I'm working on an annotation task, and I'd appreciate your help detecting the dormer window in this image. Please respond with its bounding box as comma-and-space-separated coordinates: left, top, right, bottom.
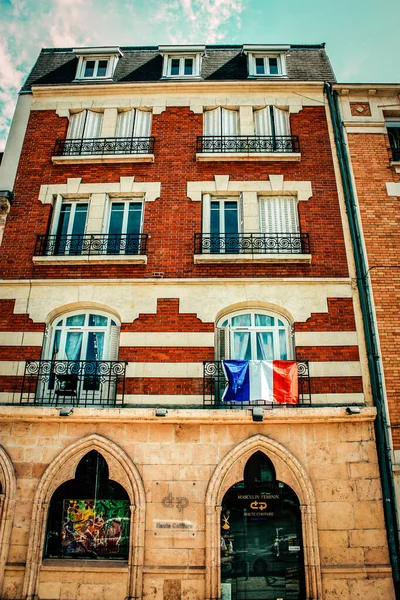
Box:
74, 47, 122, 80
159, 45, 205, 78
243, 44, 288, 78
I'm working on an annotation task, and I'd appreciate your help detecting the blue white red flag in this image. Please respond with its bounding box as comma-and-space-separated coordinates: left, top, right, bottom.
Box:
222, 360, 298, 404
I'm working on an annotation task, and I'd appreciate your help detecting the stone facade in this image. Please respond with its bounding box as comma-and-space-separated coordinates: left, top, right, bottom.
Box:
0, 46, 396, 599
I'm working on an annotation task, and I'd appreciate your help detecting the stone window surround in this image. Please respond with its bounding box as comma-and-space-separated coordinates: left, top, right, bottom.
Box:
35, 177, 161, 265
188, 174, 312, 264
73, 47, 122, 81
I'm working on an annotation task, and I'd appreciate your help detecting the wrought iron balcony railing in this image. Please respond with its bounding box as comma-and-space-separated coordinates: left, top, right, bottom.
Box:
203, 361, 311, 408
196, 135, 300, 154
20, 360, 127, 407
35, 233, 148, 257
54, 137, 155, 156
194, 232, 310, 255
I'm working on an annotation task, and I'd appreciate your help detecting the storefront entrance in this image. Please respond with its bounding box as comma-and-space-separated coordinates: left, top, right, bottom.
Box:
220, 451, 305, 600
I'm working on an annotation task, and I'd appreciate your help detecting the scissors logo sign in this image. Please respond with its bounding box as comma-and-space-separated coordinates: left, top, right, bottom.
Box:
250, 501, 268, 511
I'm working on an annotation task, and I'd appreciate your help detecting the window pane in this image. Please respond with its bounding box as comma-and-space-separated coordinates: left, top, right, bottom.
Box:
171, 58, 180, 75
87, 332, 105, 360
84, 60, 95, 77
278, 319, 284, 326
57, 205, 71, 236
109, 203, 124, 235
221, 320, 228, 327
65, 332, 83, 360
269, 57, 279, 74
256, 332, 274, 360
279, 329, 288, 359
71, 204, 88, 236
255, 314, 274, 326
96, 60, 108, 77
210, 201, 220, 234
184, 58, 193, 75
255, 57, 265, 74
126, 203, 142, 234
66, 314, 85, 326
52, 329, 61, 358
233, 331, 251, 360
88, 314, 108, 327
224, 202, 238, 234
388, 126, 400, 149
232, 314, 251, 327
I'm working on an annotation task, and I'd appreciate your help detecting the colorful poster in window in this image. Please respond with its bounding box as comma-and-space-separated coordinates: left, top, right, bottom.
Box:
61, 499, 129, 557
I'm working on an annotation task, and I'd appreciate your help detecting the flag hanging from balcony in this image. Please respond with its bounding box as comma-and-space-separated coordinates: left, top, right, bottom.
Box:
222, 360, 298, 404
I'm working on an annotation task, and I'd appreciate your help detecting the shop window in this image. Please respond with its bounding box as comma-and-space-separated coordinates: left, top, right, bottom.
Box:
44, 450, 130, 559
221, 451, 305, 600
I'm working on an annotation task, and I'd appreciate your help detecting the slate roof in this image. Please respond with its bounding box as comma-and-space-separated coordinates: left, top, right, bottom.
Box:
22, 44, 335, 91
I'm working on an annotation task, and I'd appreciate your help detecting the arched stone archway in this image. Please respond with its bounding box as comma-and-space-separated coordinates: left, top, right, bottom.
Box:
0, 446, 17, 597
22, 434, 146, 600
205, 434, 322, 600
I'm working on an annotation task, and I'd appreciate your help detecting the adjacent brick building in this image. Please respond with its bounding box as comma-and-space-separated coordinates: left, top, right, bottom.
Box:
0, 44, 395, 600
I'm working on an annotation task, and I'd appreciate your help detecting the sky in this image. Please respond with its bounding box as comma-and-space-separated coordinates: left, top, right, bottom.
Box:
0, 0, 399, 152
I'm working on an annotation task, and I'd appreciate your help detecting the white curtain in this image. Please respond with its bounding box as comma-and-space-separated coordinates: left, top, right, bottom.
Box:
254, 107, 272, 136
204, 108, 220, 135
67, 111, 86, 139
233, 332, 250, 360
84, 111, 102, 138
204, 107, 239, 136
65, 332, 83, 360
273, 107, 290, 136
259, 197, 299, 233
116, 109, 135, 137
134, 110, 152, 137
221, 108, 239, 135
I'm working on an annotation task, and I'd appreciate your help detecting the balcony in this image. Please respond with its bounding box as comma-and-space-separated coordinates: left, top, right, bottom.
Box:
52, 137, 155, 164
20, 360, 127, 407
33, 233, 148, 265
203, 361, 311, 408
194, 233, 311, 264
196, 135, 301, 162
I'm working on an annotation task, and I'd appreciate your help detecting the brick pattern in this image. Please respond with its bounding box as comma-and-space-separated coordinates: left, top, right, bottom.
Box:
347, 132, 400, 446
0, 107, 349, 280
123, 299, 214, 332
350, 102, 371, 117
294, 299, 356, 331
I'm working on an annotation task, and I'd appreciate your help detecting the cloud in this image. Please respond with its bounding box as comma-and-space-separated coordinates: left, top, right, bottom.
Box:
0, 0, 247, 151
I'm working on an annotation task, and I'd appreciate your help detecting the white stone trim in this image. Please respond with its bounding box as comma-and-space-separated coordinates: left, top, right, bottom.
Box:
33, 255, 148, 265
0, 332, 43, 346
386, 182, 400, 197
194, 253, 311, 264
187, 174, 312, 202
51, 154, 154, 164
123, 394, 203, 406
38, 177, 161, 204
311, 393, 364, 405
0, 95, 32, 191
196, 152, 301, 162
309, 361, 361, 377
296, 331, 359, 346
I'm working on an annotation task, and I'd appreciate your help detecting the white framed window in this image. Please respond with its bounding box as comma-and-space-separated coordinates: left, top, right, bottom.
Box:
204, 107, 239, 136
50, 196, 89, 255
116, 109, 152, 138
386, 119, 400, 157
105, 199, 144, 254
74, 47, 122, 80
259, 196, 299, 234
254, 106, 290, 137
216, 309, 293, 361
160, 46, 204, 78
47, 311, 120, 363
247, 53, 286, 77
67, 110, 103, 140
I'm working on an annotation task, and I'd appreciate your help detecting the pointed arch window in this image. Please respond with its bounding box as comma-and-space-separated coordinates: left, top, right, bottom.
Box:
45, 450, 130, 559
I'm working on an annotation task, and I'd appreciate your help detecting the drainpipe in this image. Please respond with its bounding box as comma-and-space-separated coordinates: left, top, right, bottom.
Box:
325, 82, 400, 597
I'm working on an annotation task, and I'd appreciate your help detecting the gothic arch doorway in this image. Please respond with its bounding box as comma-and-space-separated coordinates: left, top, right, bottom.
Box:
220, 451, 305, 600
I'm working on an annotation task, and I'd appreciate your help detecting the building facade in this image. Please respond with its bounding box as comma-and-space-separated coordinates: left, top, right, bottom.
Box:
0, 45, 395, 600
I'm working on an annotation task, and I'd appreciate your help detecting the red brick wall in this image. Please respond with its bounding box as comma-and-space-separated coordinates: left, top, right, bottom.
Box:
347, 132, 400, 445
1, 106, 348, 280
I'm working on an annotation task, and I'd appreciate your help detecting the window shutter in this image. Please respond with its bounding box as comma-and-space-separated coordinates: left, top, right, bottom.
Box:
50, 194, 63, 236
134, 110, 152, 137
67, 111, 86, 139
273, 107, 290, 136
216, 327, 231, 360
259, 197, 299, 233
254, 107, 272, 136
116, 109, 135, 137
204, 108, 220, 135
108, 325, 121, 361
83, 111, 103, 138
238, 192, 244, 233
222, 108, 239, 135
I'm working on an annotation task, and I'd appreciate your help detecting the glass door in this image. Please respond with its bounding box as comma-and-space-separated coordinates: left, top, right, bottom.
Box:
210, 199, 239, 253
108, 202, 143, 254
55, 202, 88, 255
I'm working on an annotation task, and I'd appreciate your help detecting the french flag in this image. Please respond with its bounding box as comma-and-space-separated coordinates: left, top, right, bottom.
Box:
222, 360, 298, 404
